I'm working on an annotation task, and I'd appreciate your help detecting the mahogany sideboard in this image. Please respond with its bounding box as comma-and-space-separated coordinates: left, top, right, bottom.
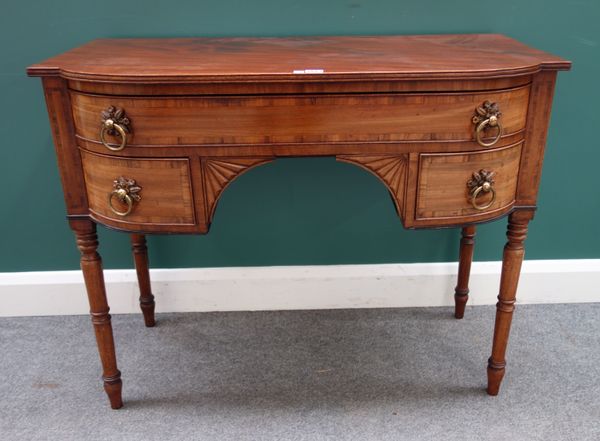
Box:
27, 34, 570, 409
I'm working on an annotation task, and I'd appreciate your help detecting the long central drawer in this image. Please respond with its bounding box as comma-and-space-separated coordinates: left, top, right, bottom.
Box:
70, 86, 529, 147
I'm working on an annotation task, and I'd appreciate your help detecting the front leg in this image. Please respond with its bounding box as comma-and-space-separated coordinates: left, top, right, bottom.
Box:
487, 210, 533, 395
71, 219, 123, 409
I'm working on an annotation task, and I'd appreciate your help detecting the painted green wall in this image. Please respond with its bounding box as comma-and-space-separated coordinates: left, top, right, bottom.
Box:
0, 0, 597, 271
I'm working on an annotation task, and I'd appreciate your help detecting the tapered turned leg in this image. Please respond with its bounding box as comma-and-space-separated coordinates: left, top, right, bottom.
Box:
454, 225, 476, 319
487, 210, 533, 396
72, 220, 123, 409
131, 234, 156, 327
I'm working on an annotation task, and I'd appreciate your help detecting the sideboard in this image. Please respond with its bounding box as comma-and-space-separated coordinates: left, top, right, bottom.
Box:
27, 34, 570, 408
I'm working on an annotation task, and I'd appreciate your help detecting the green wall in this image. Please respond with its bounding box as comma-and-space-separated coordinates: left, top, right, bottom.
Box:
1, 0, 597, 271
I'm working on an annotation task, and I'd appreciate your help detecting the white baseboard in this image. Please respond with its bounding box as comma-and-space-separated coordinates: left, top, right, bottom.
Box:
0, 260, 598, 317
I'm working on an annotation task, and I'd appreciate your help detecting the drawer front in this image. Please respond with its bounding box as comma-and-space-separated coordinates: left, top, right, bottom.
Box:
415, 143, 522, 221
71, 86, 529, 147
81, 151, 195, 226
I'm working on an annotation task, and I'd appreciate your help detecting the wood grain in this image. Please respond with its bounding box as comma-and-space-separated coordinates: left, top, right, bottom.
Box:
71, 87, 530, 147
41, 77, 88, 214
415, 143, 522, 221
76, 132, 527, 157
27, 35, 570, 82
81, 151, 195, 226
67, 76, 532, 96
516, 71, 559, 206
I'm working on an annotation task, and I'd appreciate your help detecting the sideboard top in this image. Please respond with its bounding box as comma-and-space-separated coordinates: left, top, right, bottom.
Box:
27, 34, 570, 83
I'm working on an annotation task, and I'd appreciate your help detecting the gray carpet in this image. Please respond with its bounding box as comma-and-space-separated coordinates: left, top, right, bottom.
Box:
1, 304, 599, 441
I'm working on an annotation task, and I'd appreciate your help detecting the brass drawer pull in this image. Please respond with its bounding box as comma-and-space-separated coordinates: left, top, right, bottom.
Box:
467, 169, 496, 210
100, 106, 131, 151
108, 176, 141, 217
473, 101, 502, 148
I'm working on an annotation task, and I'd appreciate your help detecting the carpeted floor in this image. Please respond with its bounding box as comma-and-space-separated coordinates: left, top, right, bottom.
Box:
1, 304, 599, 441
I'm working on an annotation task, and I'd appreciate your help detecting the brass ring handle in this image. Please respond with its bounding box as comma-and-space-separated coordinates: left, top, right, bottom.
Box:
467, 169, 496, 211
475, 117, 503, 148
471, 182, 496, 210
472, 101, 502, 148
100, 119, 127, 151
100, 106, 131, 152
108, 189, 133, 216
108, 177, 142, 217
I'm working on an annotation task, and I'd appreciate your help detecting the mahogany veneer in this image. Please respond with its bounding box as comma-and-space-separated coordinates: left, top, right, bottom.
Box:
28, 34, 570, 409
69, 87, 530, 146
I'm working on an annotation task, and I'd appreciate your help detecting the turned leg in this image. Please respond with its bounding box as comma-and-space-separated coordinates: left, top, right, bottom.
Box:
131, 234, 156, 327
72, 220, 123, 409
487, 210, 533, 396
454, 225, 476, 319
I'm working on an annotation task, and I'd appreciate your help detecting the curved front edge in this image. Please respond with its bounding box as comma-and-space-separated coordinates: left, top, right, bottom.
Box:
404, 142, 523, 228
80, 150, 201, 233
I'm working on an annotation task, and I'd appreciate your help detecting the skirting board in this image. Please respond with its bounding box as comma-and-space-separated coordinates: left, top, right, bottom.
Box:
1, 260, 599, 317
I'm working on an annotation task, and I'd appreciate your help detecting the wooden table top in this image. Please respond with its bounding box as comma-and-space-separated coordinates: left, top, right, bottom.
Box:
27, 34, 570, 82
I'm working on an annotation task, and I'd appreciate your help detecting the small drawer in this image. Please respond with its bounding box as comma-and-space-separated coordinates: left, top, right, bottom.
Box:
415, 143, 522, 222
81, 150, 195, 227
70, 86, 529, 148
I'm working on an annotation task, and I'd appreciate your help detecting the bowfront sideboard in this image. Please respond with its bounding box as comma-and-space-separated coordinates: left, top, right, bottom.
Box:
28, 34, 570, 409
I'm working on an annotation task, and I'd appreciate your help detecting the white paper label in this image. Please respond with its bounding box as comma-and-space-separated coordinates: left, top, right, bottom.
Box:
292, 69, 325, 74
